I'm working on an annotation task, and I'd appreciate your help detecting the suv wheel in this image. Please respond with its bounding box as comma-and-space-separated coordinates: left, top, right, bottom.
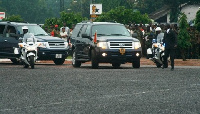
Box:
72, 50, 81, 67
10, 58, 20, 64
132, 59, 140, 68
112, 63, 121, 68
53, 58, 65, 65
91, 49, 99, 69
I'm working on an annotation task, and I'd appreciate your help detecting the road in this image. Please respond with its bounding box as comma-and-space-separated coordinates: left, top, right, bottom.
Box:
0, 61, 200, 114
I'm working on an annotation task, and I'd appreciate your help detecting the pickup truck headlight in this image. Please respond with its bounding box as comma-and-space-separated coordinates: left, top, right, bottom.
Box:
37, 42, 48, 48
134, 42, 141, 49
97, 42, 108, 49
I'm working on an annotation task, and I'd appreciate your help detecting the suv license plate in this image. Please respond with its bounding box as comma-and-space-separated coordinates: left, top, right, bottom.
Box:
55, 54, 62, 58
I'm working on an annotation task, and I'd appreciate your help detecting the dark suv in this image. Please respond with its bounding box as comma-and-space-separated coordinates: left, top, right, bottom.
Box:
0, 21, 68, 65
71, 22, 142, 68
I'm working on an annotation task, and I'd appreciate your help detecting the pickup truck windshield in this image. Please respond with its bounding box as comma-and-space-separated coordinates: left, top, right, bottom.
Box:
92, 24, 131, 37
17, 25, 48, 36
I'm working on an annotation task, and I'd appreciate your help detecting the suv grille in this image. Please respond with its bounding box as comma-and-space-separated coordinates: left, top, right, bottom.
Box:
48, 42, 65, 48
109, 42, 133, 49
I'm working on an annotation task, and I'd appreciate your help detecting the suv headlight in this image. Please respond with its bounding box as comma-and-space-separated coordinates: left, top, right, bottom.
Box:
38, 42, 48, 48
97, 42, 108, 49
134, 42, 141, 49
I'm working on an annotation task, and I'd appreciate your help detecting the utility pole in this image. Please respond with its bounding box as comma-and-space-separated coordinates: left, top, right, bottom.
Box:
60, 0, 64, 12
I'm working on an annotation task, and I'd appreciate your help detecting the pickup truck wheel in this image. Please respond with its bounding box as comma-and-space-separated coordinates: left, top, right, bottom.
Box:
53, 58, 65, 65
132, 59, 140, 68
72, 50, 81, 67
112, 63, 121, 68
91, 50, 99, 69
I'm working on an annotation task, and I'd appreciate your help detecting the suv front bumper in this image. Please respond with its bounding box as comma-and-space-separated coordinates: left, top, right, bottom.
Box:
96, 48, 142, 63
37, 48, 68, 60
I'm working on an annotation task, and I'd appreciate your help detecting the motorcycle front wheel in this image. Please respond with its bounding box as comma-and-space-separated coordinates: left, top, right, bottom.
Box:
29, 55, 35, 69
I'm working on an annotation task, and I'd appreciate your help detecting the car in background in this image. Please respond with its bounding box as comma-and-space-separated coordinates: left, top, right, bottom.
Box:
0, 21, 68, 65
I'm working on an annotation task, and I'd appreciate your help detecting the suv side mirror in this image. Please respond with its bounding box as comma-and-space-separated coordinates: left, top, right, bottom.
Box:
10, 33, 19, 39
82, 33, 92, 40
82, 33, 90, 38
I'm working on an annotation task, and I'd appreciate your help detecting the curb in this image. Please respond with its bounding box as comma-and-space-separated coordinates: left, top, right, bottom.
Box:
0, 59, 10, 62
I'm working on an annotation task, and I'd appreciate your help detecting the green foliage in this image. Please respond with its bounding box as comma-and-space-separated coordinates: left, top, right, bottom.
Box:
2, 15, 24, 22
195, 10, 200, 32
0, 0, 53, 23
59, 11, 84, 28
43, 12, 86, 30
134, 0, 165, 14
95, 6, 151, 24
178, 13, 191, 49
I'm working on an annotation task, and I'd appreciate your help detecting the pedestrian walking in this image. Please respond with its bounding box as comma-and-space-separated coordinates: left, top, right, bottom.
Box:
162, 24, 178, 71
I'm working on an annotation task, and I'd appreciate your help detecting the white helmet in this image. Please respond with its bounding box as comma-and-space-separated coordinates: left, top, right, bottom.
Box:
155, 27, 162, 31
22, 26, 28, 30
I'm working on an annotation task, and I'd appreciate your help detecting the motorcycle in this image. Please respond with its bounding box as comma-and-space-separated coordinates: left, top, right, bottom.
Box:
18, 33, 38, 69
147, 33, 168, 68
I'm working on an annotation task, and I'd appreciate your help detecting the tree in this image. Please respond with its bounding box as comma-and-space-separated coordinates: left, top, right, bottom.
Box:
195, 9, 200, 32
95, 6, 151, 24
0, 0, 53, 23
43, 12, 86, 30
2, 15, 24, 22
178, 13, 191, 61
163, 0, 200, 22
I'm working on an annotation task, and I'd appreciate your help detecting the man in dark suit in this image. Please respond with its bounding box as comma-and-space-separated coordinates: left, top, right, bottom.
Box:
163, 24, 177, 71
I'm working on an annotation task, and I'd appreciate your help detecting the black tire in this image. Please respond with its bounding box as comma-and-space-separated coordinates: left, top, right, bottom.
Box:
29, 55, 35, 69
165, 62, 168, 68
112, 63, 121, 68
53, 58, 65, 65
132, 59, 140, 68
72, 50, 81, 67
10, 58, 20, 64
91, 49, 99, 69
156, 63, 162, 68
23, 64, 29, 68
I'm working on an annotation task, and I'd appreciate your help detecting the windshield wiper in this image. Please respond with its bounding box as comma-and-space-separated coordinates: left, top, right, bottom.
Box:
96, 34, 107, 36
35, 34, 47, 36
110, 34, 126, 36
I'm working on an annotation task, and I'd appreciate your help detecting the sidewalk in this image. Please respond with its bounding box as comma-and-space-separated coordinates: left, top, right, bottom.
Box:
141, 58, 200, 66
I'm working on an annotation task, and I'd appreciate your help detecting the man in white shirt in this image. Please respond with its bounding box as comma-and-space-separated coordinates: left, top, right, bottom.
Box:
60, 27, 68, 40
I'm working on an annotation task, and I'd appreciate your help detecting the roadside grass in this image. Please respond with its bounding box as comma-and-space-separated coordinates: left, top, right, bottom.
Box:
67, 56, 72, 59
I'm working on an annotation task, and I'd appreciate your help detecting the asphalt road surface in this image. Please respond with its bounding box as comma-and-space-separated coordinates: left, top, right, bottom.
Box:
0, 62, 200, 114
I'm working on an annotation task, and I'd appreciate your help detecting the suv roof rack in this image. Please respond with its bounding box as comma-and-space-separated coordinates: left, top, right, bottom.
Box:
7, 21, 29, 24
81, 20, 93, 23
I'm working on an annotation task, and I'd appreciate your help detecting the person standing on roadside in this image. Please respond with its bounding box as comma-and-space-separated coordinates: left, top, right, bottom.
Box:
61, 22, 70, 35
60, 27, 68, 40
162, 24, 178, 71
52, 25, 60, 37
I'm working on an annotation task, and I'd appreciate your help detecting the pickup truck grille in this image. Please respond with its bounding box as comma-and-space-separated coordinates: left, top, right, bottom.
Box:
109, 41, 133, 49
48, 41, 65, 49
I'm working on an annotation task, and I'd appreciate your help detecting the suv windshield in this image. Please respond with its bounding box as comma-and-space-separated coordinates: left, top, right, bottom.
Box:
91, 24, 131, 37
17, 25, 48, 36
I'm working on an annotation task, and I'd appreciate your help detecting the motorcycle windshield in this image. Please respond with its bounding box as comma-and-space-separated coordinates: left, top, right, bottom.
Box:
23, 33, 37, 43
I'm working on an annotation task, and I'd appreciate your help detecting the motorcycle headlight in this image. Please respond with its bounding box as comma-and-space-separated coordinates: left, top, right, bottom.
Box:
18, 43, 25, 47
38, 42, 48, 48
153, 43, 158, 48
97, 42, 108, 49
27, 46, 36, 50
134, 42, 141, 49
